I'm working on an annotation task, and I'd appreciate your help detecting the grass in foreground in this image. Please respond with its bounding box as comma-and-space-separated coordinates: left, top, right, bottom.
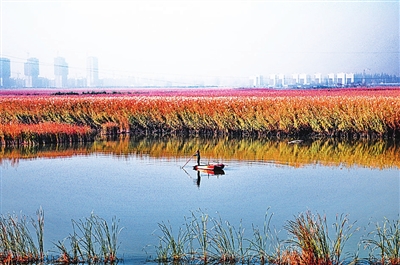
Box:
0, 208, 44, 264
53, 213, 122, 264
151, 210, 399, 265
364, 218, 400, 265
1, 208, 399, 264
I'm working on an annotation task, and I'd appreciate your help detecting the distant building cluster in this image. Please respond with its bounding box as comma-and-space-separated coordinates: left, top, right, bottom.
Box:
0, 56, 101, 88
249, 72, 399, 88
0, 55, 399, 89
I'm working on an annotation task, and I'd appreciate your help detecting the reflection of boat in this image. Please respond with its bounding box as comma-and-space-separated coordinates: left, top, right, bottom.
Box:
193, 163, 225, 171
197, 168, 225, 175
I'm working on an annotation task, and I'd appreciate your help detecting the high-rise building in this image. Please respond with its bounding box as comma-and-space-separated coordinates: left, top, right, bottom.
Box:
328, 73, 336, 86
0, 57, 11, 87
249, 75, 264, 87
24, 58, 40, 87
314, 73, 323, 84
87, 56, 99, 87
54, 57, 69, 88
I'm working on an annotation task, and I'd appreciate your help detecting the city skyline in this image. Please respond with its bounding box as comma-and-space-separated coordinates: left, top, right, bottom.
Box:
1, 1, 399, 81
1, 54, 399, 88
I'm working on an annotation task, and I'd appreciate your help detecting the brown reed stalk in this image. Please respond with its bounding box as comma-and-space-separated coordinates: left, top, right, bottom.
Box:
284, 211, 356, 265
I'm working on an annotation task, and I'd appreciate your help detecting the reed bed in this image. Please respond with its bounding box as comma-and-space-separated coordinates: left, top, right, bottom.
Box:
364, 218, 400, 265
0, 122, 94, 146
1, 208, 398, 264
0, 88, 399, 145
53, 213, 122, 264
283, 212, 357, 265
0, 208, 44, 264
150, 211, 400, 265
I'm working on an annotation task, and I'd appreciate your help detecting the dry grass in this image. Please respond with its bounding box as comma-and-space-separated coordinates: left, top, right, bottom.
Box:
0, 88, 399, 145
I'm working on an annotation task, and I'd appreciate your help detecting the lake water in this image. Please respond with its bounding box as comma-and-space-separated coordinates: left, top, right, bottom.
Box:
0, 136, 399, 264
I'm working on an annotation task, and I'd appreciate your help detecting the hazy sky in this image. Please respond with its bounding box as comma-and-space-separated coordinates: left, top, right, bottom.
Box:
1, 0, 399, 80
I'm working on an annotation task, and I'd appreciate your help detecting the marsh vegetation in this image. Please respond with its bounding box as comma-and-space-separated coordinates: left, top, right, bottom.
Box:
1, 209, 398, 264
0, 88, 399, 146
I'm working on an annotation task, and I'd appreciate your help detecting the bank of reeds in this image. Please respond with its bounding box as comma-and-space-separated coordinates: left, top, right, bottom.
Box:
53, 213, 122, 264
0, 208, 44, 264
151, 209, 352, 265
283, 211, 357, 265
1, 209, 399, 264
0, 122, 94, 146
0, 88, 399, 145
364, 218, 400, 265
151, 211, 400, 265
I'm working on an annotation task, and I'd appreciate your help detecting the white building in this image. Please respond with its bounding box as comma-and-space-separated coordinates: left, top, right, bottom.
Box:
292, 73, 300, 84
328, 73, 336, 85
250, 75, 264, 87
54, 57, 68, 88
345, 73, 354, 84
337, 73, 355, 85
87, 56, 99, 87
268, 74, 285, 87
314, 73, 323, 84
299, 73, 311, 85
292, 73, 310, 85
24, 58, 39, 88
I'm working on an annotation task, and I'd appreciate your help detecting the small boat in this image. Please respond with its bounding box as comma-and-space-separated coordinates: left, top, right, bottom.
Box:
193, 163, 225, 171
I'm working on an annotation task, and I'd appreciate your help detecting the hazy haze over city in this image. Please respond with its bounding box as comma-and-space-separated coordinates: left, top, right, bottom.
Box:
1, 0, 399, 81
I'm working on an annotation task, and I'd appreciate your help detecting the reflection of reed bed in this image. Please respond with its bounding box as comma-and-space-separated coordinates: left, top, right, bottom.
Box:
0, 137, 399, 169
149, 210, 400, 265
0, 88, 399, 145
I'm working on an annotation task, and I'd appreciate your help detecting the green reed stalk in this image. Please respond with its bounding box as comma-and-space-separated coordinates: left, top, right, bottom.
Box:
31, 207, 44, 261
188, 211, 211, 262
155, 221, 188, 262
248, 211, 277, 264
210, 216, 248, 263
92, 215, 122, 262
54, 213, 122, 264
69, 233, 83, 263
331, 214, 358, 264
364, 217, 400, 265
72, 215, 98, 262
0, 213, 40, 263
54, 239, 72, 263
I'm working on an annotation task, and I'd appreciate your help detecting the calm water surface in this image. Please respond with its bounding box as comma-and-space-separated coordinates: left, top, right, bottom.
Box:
0, 137, 399, 263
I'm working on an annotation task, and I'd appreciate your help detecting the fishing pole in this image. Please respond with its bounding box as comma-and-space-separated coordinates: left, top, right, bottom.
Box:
181, 156, 192, 168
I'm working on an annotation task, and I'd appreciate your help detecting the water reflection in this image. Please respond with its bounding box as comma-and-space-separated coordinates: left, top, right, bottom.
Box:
181, 167, 225, 187
0, 136, 399, 169
0, 136, 398, 263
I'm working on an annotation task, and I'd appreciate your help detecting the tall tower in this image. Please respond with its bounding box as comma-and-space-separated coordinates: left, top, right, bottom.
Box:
0, 58, 11, 87
54, 57, 69, 88
87, 56, 99, 87
24, 57, 39, 88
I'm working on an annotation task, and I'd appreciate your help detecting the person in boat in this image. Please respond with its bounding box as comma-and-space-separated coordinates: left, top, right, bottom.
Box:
194, 150, 200, 165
